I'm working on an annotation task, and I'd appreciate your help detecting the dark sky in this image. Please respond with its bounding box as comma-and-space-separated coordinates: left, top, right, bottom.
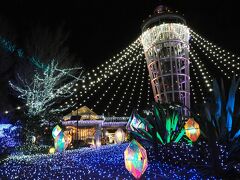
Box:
0, 0, 240, 69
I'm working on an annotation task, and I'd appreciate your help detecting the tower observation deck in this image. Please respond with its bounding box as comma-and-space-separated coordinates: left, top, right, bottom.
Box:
141, 5, 190, 111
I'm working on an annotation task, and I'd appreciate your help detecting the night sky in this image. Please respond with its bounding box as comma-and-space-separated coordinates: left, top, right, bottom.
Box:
0, 0, 240, 115
1, 0, 240, 68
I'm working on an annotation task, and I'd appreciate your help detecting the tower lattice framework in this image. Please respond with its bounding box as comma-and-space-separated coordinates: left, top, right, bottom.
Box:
141, 6, 190, 110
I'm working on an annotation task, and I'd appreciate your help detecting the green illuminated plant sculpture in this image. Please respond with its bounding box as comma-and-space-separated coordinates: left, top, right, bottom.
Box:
128, 103, 190, 146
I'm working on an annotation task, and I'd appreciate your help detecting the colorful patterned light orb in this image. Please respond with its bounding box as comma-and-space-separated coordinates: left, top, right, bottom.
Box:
49, 147, 55, 154
184, 118, 200, 142
54, 131, 66, 152
124, 139, 148, 179
52, 125, 62, 139
114, 128, 125, 144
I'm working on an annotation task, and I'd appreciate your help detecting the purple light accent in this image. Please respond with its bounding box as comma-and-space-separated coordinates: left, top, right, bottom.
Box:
62, 120, 127, 127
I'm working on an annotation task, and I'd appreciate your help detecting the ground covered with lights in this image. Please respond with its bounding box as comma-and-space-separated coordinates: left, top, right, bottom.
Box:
0, 143, 218, 179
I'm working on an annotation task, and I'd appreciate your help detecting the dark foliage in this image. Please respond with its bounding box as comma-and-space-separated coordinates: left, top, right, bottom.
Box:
199, 78, 240, 177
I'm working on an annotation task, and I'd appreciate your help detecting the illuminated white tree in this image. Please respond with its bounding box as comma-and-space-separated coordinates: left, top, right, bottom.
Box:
9, 60, 84, 120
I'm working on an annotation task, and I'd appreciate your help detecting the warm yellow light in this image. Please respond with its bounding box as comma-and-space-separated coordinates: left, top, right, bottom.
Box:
49, 147, 55, 154
105, 131, 109, 136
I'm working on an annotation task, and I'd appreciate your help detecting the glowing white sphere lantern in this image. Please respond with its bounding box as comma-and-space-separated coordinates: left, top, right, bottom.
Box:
114, 128, 125, 144
31, 136, 36, 143
49, 147, 55, 154
95, 140, 101, 148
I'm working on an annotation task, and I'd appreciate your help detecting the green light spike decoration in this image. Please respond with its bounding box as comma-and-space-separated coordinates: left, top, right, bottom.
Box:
131, 122, 153, 143
156, 132, 164, 145
128, 102, 190, 146
130, 130, 153, 144
166, 112, 181, 143
153, 104, 166, 142
172, 112, 179, 132
174, 129, 185, 143
183, 137, 193, 145
166, 117, 171, 143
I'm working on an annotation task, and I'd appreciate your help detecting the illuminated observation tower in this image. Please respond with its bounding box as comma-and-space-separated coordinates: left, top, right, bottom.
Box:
141, 6, 190, 111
